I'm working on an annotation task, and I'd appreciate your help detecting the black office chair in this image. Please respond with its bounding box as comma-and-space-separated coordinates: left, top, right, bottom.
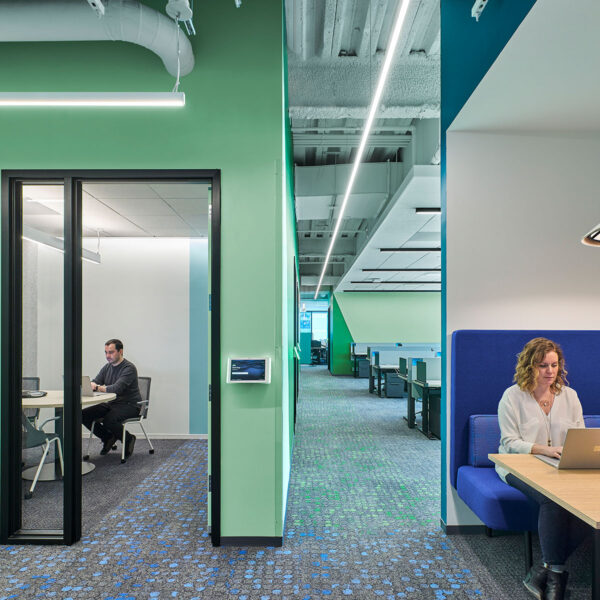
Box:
22, 376, 41, 426
120, 376, 154, 464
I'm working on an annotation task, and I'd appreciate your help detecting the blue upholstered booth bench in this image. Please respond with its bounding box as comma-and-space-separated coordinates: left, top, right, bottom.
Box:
458, 415, 600, 528
451, 330, 600, 569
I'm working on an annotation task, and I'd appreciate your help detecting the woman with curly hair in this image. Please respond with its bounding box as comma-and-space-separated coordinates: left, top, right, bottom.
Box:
497, 337, 588, 600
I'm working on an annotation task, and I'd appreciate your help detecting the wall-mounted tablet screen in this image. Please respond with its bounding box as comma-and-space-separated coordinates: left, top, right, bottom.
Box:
227, 358, 271, 383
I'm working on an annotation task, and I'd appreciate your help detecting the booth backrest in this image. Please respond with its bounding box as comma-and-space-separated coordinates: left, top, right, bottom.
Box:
467, 413, 600, 470
451, 330, 600, 487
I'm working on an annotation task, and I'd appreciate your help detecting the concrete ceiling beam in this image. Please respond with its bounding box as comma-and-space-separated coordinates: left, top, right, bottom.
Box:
287, 55, 439, 117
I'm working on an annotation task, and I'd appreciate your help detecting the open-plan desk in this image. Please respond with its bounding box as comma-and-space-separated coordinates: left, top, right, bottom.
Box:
352, 352, 367, 378
371, 364, 399, 396
22, 391, 116, 479
408, 378, 441, 439
490, 453, 600, 600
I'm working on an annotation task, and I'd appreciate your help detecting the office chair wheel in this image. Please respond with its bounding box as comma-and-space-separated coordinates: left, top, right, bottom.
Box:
24, 491, 33, 500
149, 449, 154, 454
83, 454, 90, 461
121, 458, 126, 464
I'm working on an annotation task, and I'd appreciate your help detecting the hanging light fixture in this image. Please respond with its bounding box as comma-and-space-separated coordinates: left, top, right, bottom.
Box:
23, 225, 101, 264
0, 92, 185, 107
582, 223, 600, 247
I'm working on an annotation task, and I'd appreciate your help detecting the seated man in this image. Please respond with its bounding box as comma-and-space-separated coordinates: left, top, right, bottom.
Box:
82, 338, 142, 458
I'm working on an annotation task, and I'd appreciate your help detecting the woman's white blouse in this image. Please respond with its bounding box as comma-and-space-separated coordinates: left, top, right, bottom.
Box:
496, 384, 584, 482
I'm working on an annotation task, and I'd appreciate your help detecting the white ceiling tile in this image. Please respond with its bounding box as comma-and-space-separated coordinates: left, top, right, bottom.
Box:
336, 166, 441, 291
332, 193, 387, 219
23, 214, 63, 237
150, 183, 210, 199
146, 228, 200, 237
420, 215, 441, 233
296, 196, 332, 220
84, 183, 160, 199
23, 200, 61, 216
98, 196, 176, 216
406, 231, 440, 244
22, 185, 63, 201
165, 197, 210, 215
133, 215, 189, 229
183, 215, 209, 230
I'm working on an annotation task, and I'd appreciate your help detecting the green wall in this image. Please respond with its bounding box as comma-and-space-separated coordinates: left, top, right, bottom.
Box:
331, 292, 441, 373
330, 295, 354, 375
0, 0, 293, 540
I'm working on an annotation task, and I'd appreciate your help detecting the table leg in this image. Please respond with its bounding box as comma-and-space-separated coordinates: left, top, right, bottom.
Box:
369, 368, 374, 393
353, 356, 357, 378
378, 370, 383, 397
421, 388, 430, 436
593, 528, 600, 600
406, 385, 415, 428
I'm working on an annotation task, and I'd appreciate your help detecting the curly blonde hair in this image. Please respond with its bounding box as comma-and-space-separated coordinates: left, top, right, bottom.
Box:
513, 337, 568, 394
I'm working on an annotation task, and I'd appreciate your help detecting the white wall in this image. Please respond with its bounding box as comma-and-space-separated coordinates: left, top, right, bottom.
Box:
445, 131, 600, 525
36, 238, 193, 436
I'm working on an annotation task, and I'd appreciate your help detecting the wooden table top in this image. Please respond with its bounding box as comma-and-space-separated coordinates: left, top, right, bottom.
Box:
490, 453, 600, 529
22, 390, 116, 409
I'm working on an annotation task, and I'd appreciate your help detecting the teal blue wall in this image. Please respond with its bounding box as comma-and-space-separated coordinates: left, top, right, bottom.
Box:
440, 0, 537, 523
189, 239, 209, 434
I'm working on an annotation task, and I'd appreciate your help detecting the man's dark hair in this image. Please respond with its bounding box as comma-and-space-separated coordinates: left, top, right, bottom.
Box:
105, 338, 123, 351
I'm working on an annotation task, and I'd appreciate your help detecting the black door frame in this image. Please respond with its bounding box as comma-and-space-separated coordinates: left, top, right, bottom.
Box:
1, 169, 222, 546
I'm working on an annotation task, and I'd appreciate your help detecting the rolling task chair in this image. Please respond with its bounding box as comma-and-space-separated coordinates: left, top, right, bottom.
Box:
120, 376, 154, 464
22, 412, 63, 499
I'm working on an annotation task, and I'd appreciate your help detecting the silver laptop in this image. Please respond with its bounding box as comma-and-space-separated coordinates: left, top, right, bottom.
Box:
81, 375, 103, 397
536, 428, 600, 469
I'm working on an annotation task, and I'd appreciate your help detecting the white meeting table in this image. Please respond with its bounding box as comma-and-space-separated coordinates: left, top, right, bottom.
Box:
22, 390, 116, 480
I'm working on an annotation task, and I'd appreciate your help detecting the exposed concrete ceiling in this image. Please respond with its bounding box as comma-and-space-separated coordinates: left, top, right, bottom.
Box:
286, 0, 441, 293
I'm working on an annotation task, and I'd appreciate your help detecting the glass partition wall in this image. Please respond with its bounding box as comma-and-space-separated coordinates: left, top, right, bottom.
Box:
21, 184, 66, 532
1, 176, 81, 543
2, 169, 221, 546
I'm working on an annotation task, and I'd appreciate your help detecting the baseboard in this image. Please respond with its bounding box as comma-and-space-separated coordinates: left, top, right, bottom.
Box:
441, 519, 486, 535
220, 536, 283, 547
146, 434, 208, 439
80, 432, 207, 440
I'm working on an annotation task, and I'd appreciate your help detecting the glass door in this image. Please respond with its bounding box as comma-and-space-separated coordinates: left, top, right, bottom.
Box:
21, 183, 66, 533
1, 175, 81, 543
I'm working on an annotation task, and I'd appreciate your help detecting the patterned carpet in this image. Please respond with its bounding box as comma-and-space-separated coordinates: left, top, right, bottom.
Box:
0, 366, 589, 599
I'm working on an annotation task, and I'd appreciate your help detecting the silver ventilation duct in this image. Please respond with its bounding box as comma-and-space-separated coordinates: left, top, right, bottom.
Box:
0, 0, 194, 78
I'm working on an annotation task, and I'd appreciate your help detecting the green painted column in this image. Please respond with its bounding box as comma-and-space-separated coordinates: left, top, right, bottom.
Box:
330, 295, 353, 375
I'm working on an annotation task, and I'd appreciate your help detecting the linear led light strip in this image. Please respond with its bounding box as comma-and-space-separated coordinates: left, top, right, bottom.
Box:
0, 92, 185, 107
314, 0, 411, 299
23, 225, 101, 264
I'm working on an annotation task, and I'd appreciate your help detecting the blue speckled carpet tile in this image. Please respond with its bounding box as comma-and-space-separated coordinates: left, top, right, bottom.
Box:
1, 366, 526, 599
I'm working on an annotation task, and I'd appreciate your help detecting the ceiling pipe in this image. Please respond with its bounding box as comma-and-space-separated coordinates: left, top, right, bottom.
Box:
0, 0, 194, 78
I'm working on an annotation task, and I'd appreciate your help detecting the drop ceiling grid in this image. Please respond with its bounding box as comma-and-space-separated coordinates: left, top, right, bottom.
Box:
336, 167, 441, 291
22, 182, 210, 239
